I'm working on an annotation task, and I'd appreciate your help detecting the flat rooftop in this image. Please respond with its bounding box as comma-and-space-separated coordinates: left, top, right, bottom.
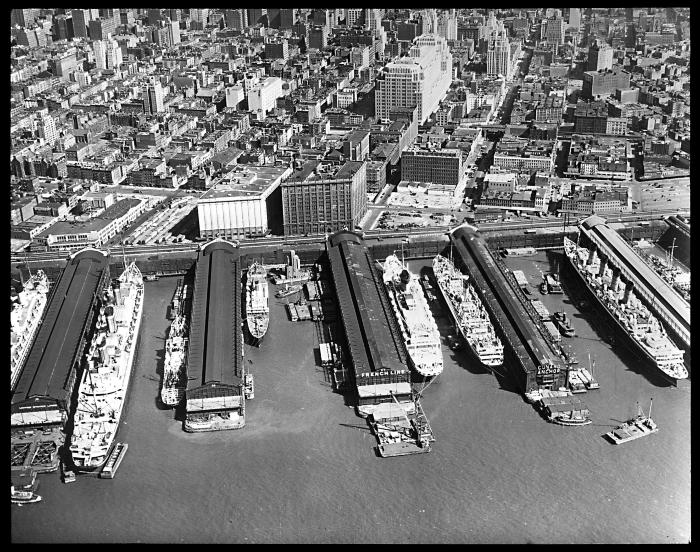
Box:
37, 198, 142, 237
199, 166, 290, 201
186, 240, 243, 394
12, 248, 109, 411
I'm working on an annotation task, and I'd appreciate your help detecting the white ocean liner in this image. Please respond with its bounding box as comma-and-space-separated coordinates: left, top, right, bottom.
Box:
563, 236, 687, 381
383, 255, 443, 377
10, 270, 49, 390
245, 262, 269, 342
432, 255, 504, 367
69, 262, 144, 470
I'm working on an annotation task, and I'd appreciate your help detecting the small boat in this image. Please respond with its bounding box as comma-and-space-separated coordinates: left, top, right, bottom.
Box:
243, 373, 255, 400
12, 493, 42, 504
605, 400, 658, 444
552, 311, 575, 337
100, 442, 128, 479
62, 466, 76, 484
275, 284, 302, 298
583, 353, 600, 390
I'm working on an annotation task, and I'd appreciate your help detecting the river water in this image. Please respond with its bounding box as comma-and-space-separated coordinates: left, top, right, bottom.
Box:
11, 252, 690, 543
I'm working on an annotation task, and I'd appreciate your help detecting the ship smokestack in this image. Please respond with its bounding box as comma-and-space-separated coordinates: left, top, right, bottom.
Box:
597, 255, 607, 277
611, 266, 620, 290
98, 345, 107, 365
105, 305, 116, 333
112, 279, 122, 306
399, 269, 411, 290
586, 244, 597, 267
622, 281, 634, 304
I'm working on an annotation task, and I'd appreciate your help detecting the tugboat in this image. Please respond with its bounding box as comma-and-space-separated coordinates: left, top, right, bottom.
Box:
605, 400, 658, 444
552, 311, 575, 337
11, 469, 41, 504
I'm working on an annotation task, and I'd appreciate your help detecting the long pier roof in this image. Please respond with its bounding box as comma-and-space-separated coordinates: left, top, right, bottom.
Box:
580, 215, 690, 329
327, 231, 407, 376
186, 240, 243, 390
12, 248, 109, 407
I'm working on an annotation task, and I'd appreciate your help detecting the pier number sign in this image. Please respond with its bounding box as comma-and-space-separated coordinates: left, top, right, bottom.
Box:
537, 364, 559, 376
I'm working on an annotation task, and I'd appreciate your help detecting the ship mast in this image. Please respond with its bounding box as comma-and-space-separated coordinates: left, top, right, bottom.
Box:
668, 237, 676, 269
648, 397, 653, 419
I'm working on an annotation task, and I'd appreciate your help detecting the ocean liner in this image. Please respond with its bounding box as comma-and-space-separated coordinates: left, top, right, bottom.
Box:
160, 282, 189, 406
432, 254, 504, 367
563, 236, 687, 381
69, 262, 144, 471
245, 262, 269, 344
382, 255, 442, 377
10, 270, 49, 390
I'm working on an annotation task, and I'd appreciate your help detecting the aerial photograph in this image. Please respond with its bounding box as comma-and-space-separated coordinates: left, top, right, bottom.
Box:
10, 7, 690, 544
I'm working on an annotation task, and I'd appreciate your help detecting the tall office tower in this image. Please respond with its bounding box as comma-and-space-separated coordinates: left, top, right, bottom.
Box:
93, 37, 122, 70
375, 33, 453, 124
267, 8, 281, 28
71, 9, 91, 38
89, 16, 118, 41
169, 9, 181, 21
142, 78, 165, 114
247, 8, 265, 26
346, 9, 363, 27
545, 16, 566, 45
190, 8, 210, 26
487, 25, 511, 77
421, 9, 438, 35
437, 9, 457, 41
169, 19, 181, 45
36, 114, 58, 146
625, 23, 637, 48
11, 9, 40, 28
279, 8, 296, 29
225, 9, 248, 31
588, 41, 614, 71
364, 9, 382, 32
52, 15, 74, 41
147, 9, 162, 26
307, 25, 329, 50
568, 8, 581, 30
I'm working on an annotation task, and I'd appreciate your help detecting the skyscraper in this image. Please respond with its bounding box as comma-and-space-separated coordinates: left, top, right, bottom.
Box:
588, 41, 614, 71
487, 25, 511, 77
375, 33, 452, 124
71, 9, 91, 38
93, 37, 122, 70
545, 16, 566, 45
143, 78, 165, 114
437, 9, 457, 41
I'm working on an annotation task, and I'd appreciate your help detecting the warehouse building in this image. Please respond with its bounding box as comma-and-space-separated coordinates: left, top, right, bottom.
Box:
197, 165, 291, 239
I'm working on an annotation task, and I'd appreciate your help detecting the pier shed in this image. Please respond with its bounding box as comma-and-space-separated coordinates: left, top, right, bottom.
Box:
327, 231, 412, 412
578, 215, 689, 350
450, 224, 565, 393
12, 248, 110, 428
184, 239, 245, 432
